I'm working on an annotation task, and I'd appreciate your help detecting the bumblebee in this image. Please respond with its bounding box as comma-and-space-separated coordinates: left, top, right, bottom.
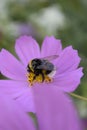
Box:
27, 55, 58, 86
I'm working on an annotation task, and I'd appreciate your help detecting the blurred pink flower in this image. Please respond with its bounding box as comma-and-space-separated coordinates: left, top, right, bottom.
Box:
18, 23, 39, 38
32, 85, 82, 130
0, 94, 35, 130
82, 118, 87, 129
0, 90, 82, 130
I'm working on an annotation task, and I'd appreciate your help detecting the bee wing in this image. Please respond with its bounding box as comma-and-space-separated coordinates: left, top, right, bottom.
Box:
37, 64, 50, 70
41, 55, 59, 61
37, 65, 57, 71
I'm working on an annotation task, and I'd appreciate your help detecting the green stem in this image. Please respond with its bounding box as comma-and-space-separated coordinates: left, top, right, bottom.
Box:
70, 93, 87, 101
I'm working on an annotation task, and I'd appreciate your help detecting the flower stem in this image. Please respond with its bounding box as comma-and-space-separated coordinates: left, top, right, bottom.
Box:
70, 93, 87, 101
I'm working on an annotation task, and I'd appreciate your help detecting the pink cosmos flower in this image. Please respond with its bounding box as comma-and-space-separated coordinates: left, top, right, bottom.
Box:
0, 35, 83, 111
0, 36, 83, 129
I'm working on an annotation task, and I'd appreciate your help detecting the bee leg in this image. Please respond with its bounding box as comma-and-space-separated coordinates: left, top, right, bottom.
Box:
33, 75, 36, 81
41, 72, 44, 82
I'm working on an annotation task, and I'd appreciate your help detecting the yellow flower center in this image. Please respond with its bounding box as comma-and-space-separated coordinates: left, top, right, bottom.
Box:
27, 71, 53, 86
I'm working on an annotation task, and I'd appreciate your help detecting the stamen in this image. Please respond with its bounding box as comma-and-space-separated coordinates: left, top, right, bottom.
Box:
44, 75, 53, 82
27, 72, 53, 86
27, 72, 35, 86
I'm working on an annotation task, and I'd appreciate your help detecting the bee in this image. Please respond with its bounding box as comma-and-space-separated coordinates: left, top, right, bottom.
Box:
27, 55, 58, 85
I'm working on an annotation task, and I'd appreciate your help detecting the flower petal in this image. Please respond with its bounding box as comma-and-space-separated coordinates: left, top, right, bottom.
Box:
0, 49, 26, 80
0, 94, 35, 130
41, 36, 62, 57
0, 80, 35, 112
15, 35, 40, 66
56, 46, 81, 74
54, 67, 83, 92
16, 89, 35, 112
32, 85, 81, 130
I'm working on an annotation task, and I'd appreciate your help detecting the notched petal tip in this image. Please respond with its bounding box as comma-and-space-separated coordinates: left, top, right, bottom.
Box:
69, 67, 84, 92
66, 45, 81, 61
56, 45, 81, 74
44, 35, 62, 45
54, 67, 84, 92
41, 35, 62, 57
16, 35, 33, 42
45, 35, 61, 40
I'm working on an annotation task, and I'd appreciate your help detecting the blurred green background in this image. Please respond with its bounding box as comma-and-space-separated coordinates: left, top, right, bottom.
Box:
0, 0, 87, 126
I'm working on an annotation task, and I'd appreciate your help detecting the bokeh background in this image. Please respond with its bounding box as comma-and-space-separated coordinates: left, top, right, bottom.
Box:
0, 0, 87, 128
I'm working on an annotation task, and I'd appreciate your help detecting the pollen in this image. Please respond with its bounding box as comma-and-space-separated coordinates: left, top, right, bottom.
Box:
27, 72, 53, 86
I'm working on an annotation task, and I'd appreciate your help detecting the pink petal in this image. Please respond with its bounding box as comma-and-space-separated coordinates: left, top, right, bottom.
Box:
56, 46, 81, 74
54, 67, 83, 92
15, 35, 40, 66
16, 89, 35, 112
0, 49, 26, 80
0, 80, 35, 112
41, 36, 62, 58
32, 85, 81, 130
0, 94, 35, 130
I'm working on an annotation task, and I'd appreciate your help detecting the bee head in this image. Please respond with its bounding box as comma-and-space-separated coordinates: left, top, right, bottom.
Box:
31, 58, 42, 69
